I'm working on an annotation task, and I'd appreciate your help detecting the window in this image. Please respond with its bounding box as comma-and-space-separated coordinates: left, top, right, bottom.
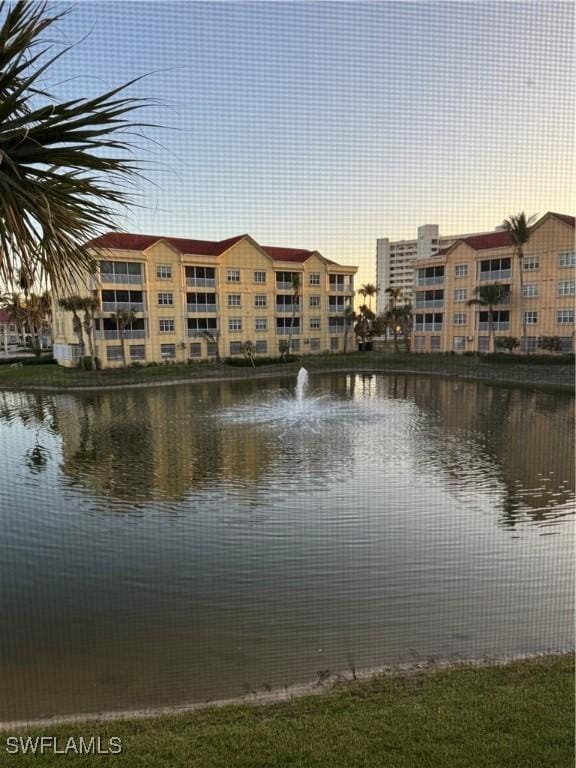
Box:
310, 338, 321, 350
255, 318, 267, 331
189, 343, 202, 357
559, 251, 576, 267
254, 295, 267, 307
309, 318, 321, 330
557, 310, 574, 324
430, 336, 441, 350
478, 336, 489, 353
309, 273, 320, 285
291, 339, 300, 352
228, 294, 241, 307
229, 342, 242, 355
453, 313, 467, 326
187, 317, 218, 333
455, 264, 468, 277
254, 271, 267, 283
559, 337, 573, 352
414, 336, 425, 351
523, 256, 539, 271
454, 289, 467, 302
106, 346, 123, 361
523, 284, 539, 297
160, 344, 176, 359
156, 265, 172, 279
524, 311, 538, 325
558, 280, 575, 296
206, 342, 217, 358
129, 345, 145, 360
453, 336, 465, 351
521, 337, 537, 353
159, 319, 175, 333
158, 292, 173, 305
330, 337, 339, 351
228, 318, 242, 332
309, 295, 321, 307
255, 340, 267, 353
227, 269, 240, 283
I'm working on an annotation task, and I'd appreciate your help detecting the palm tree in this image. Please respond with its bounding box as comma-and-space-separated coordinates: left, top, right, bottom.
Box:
199, 330, 221, 363
468, 284, 508, 354
287, 273, 301, 353
58, 296, 86, 360
385, 286, 403, 310
78, 296, 101, 369
1, 292, 26, 346
241, 340, 256, 367
343, 304, 356, 353
384, 287, 405, 352
0, 2, 155, 290
502, 212, 538, 354
110, 308, 136, 367
360, 283, 379, 311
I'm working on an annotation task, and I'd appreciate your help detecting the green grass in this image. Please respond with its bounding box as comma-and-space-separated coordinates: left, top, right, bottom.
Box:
0, 351, 573, 391
3, 656, 573, 767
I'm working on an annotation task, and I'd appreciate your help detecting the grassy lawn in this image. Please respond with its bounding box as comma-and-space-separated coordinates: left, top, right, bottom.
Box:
0, 351, 573, 390
3, 656, 573, 767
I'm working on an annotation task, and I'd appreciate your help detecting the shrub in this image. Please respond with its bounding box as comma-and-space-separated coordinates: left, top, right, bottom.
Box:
495, 336, 520, 353
224, 355, 297, 367
537, 336, 563, 353
0, 355, 55, 366
482, 352, 574, 365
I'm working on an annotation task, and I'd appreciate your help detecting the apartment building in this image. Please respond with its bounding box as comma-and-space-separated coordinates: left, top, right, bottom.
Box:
410, 212, 575, 353
376, 223, 490, 313
52, 232, 357, 367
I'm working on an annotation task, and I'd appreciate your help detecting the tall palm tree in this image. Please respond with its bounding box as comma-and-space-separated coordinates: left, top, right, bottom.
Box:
385, 287, 405, 352
343, 304, 357, 353
58, 296, 86, 359
78, 296, 101, 369
468, 284, 508, 354
0, 2, 155, 290
502, 212, 537, 354
200, 330, 221, 363
385, 286, 403, 310
360, 283, 379, 311
1, 291, 26, 346
110, 308, 136, 368
287, 273, 301, 353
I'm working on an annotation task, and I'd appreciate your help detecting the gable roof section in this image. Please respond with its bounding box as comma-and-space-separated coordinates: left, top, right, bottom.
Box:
89, 232, 342, 265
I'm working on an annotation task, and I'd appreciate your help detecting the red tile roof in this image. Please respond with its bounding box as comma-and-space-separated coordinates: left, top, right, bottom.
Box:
88, 231, 335, 264
549, 212, 575, 227
459, 230, 514, 251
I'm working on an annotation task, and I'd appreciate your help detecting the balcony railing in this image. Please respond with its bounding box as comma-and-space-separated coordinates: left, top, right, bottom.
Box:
276, 281, 294, 290
478, 321, 510, 331
100, 273, 144, 285
416, 276, 444, 286
187, 328, 217, 337
479, 269, 511, 281
276, 305, 301, 314
328, 324, 345, 334
414, 300, 443, 309
329, 284, 354, 293
101, 301, 145, 312
328, 305, 351, 313
187, 304, 217, 313
95, 329, 146, 340
276, 327, 300, 335
414, 323, 443, 331
186, 277, 216, 288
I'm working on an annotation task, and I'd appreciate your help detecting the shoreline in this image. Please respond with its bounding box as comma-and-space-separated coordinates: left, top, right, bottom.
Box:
0, 364, 573, 394
1, 650, 571, 732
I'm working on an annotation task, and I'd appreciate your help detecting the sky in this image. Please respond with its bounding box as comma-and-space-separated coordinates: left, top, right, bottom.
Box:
48, 1, 574, 287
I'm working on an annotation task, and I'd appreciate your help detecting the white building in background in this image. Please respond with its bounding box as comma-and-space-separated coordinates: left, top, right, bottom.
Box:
376, 223, 494, 314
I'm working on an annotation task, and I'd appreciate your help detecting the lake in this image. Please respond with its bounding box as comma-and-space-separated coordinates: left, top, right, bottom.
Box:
0, 373, 573, 721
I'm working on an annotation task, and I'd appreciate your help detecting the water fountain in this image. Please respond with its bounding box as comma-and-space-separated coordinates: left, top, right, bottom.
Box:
295, 367, 309, 405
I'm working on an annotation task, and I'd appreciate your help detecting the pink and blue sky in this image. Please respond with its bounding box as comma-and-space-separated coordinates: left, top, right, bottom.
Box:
52, 2, 573, 285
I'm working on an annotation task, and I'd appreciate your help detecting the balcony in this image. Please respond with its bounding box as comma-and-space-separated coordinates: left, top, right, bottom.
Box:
329, 284, 354, 293
100, 273, 144, 285
187, 304, 217, 313
95, 329, 146, 340
276, 305, 301, 314
414, 323, 443, 331
328, 305, 351, 313
416, 276, 444, 286
101, 301, 145, 312
328, 324, 345, 334
478, 321, 510, 331
414, 300, 443, 309
186, 277, 216, 288
276, 327, 300, 336
276, 281, 294, 290
479, 269, 511, 281
187, 328, 217, 337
